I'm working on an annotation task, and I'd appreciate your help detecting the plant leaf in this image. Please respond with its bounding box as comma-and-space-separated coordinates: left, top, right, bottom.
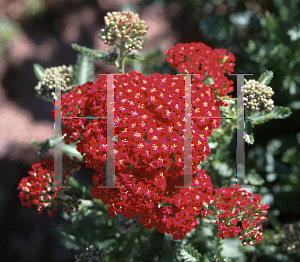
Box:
245, 120, 254, 145
33, 63, 45, 81
180, 246, 202, 262
32, 136, 83, 161
73, 53, 95, 86
127, 53, 145, 60
247, 106, 292, 126
71, 43, 106, 62
203, 76, 214, 86
258, 70, 274, 86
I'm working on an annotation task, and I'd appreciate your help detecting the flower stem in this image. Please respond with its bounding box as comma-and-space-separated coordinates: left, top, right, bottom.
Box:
118, 39, 125, 74
57, 192, 69, 201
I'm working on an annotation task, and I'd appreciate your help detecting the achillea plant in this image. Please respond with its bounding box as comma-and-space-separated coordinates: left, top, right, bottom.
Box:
18, 9, 292, 262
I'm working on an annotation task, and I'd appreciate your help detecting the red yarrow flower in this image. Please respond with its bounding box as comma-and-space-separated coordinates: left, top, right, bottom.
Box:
49, 42, 269, 244
165, 42, 235, 107
207, 185, 270, 245
17, 156, 81, 217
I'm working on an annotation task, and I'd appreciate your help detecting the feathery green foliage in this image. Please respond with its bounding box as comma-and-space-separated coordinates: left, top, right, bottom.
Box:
71, 43, 106, 62
247, 106, 292, 126
127, 53, 145, 61
33, 63, 45, 81
25, 1, 300, 262
245, 120, 254, 145
258, 70, 274, 86
180, 246, 203, 262
73, 52, 95, 86
31, 136, 83, 161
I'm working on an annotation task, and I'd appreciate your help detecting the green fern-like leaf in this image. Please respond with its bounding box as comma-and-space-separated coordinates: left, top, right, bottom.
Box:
33, 63, 45, 81
180, 246, 202, 262
247, 106, 292, 126
71, 43, 106, 62
32, 136, 83, 161
257, 70, 274, 86
220, 96, 236, 105
127, 53, 145, 60
73, 53, 95, 86
245, 120, 254, 145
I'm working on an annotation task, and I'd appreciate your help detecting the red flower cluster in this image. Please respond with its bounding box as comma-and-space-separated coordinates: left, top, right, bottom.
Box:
209, 186, 270, 246
52, 40, 239, 240
17, 156, 81, 217
54, 70, 221, 239
18, 41, 270, 244
165, 42, 235, 107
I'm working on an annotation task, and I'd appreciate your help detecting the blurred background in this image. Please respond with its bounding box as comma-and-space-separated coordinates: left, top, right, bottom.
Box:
0, 0, 299, 261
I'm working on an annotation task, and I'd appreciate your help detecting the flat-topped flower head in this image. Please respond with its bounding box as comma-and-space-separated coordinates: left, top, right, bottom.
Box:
34, 65, 74, 101
99, 11, 149, 51
17, 156, 81, 217
242, 79, 275, 112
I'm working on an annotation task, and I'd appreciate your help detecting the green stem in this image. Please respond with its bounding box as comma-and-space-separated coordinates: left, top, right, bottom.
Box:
57, 192, 95, 208
118, 39, 125, 74
57, 192, 69, 201
116, 40, 132, 74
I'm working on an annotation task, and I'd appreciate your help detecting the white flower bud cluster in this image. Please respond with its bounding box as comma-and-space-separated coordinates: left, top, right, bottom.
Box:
242, 79, 275, 112
99, 11, 149, 52
34, 65, 74, 101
